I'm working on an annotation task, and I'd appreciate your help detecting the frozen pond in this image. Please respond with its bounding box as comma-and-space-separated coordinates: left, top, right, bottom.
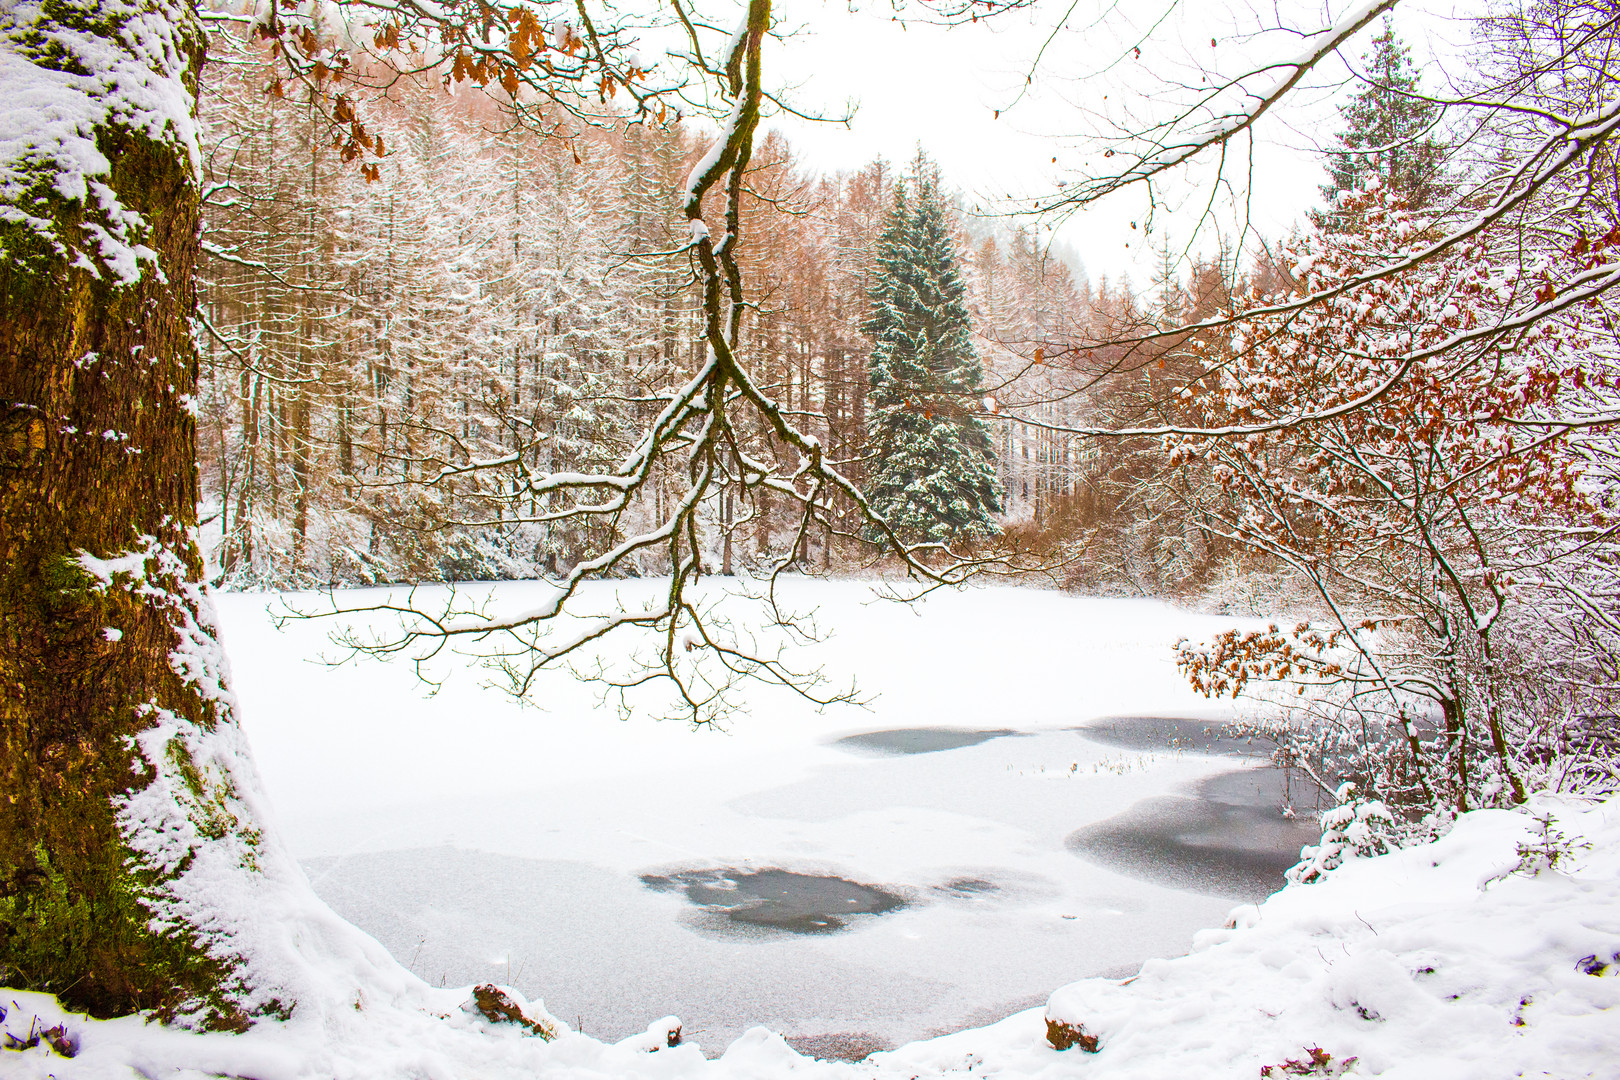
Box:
291, 719, 1317, 1054
292, 720, 1238, 1057
222, 581, 1296, 1057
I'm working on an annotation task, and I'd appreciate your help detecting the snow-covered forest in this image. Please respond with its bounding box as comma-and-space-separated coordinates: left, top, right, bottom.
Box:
3, 0, 1619, 1077
195, 37, 1097, 587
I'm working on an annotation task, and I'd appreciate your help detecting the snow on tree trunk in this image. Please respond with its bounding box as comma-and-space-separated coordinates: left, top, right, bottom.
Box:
0, 0, 407, 1026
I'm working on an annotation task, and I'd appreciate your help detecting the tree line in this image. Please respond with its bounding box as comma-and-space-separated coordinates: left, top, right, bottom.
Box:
1032, 12, 1620, 818
196, 33, 1097, 588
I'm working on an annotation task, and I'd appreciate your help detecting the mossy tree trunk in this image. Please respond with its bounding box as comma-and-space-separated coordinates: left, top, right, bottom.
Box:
0, 0, 270, 1026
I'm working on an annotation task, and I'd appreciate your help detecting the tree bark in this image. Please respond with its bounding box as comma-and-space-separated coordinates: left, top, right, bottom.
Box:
0, 0, 268, 1026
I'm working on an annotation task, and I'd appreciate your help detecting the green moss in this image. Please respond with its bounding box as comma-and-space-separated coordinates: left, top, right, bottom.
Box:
165, 739, 206, 798
40, 551, 97, 604
0, 188, 78, 283
0, 843, 223, 1019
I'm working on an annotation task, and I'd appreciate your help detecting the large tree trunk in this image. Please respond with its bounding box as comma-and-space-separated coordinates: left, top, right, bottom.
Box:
0, 0, 392, 1029
0, 0, 234, 1023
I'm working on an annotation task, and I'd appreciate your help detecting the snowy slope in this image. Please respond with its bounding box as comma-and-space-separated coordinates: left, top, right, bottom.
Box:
890, 795, 1620, 1080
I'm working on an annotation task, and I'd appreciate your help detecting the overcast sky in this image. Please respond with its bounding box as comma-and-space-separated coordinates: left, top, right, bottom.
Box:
750, 0, 1476, 284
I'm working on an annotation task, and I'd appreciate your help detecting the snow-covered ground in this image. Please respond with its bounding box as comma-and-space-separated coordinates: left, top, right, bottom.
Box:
6, 786, 1615, 1077
214, 579, 1271, 1050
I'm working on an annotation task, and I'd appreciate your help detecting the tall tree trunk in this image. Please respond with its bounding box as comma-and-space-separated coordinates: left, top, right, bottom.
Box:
233, 370, 263, 576
291, 386, 312, 568
0, 0, 318, 1026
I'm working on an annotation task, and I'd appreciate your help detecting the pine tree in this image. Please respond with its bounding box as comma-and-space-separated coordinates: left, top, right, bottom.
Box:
1318, 16, 1446, 213
862, 156, 1001, 543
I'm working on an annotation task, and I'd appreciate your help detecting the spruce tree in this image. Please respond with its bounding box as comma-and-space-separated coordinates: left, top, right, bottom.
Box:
1318, 16, 1446, 213
863, 157, 1002, 543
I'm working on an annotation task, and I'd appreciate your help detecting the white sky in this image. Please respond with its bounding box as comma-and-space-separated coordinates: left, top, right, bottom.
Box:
750, 0, 1478, 284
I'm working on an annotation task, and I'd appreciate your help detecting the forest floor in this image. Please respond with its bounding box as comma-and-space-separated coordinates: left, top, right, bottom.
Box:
4, 579, 1616, 1077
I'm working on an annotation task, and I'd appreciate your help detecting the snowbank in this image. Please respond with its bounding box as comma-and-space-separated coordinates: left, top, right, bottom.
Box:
5, 795, 1615, 1078
893, 794, 1620, 1080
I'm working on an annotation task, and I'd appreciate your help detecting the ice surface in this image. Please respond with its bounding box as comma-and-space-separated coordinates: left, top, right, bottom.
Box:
1065, 781, 1323, 900
1067, 723, 1324, 899
216, 579, 1276, 1049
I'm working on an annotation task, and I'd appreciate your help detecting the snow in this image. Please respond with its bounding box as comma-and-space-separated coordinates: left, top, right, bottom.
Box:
7, 784, 1616, 1077
684, 94, 744, 210
1025, 796, 1620, 1078
0, 0, 200, 282
5, 579, 1617, 1077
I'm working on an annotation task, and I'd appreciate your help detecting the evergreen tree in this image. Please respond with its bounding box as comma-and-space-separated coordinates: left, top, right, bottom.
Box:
1318, 17, 1446, 213
863, 157, 1002, 543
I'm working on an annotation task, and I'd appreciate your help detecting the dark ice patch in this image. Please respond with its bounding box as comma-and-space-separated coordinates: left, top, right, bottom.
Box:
832, 728, 1026, 756
1066, 768, 1322, 901
639, 868, 907, 935
1074, 716, 1265, 757
933, 876, 1001, 899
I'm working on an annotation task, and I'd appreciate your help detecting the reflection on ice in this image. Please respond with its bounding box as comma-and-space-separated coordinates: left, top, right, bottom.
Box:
1075, 716, 1265, 757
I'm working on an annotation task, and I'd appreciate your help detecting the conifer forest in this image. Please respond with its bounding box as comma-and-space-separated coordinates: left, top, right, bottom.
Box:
3, 0, 1620, 1076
